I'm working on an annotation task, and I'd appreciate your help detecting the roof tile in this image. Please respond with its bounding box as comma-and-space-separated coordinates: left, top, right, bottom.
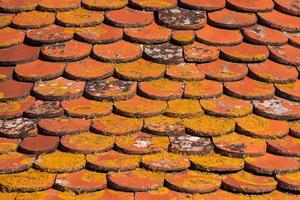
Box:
38, 0, 81, 12
0, 27, 24, 48
227, 0, 274, 12
178, 0, 225, 11
130, 0, 177, 11
12, 11, 55, 29
24, 100, 64, 118
171, 30, 195, 45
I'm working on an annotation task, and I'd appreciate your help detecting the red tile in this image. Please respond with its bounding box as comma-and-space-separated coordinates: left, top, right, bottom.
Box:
276, 80, 300, 101
138, 78, 184, 100
165, 170, 221, 193
213, 132, 267, 157
290, 121, 300, 138
105, 7, 153, 28
178, 0, 225, 11
55, 169, 106, 193
120, 92, 163, 113
238, 191, 300, 200
124, 22, 171, 44
222, 171, 277, 193
0, 118, 37, 138
184, 80, 223, 99
0, 79, 32, 101
38, 117, 90, 136
245, 153, 300, 175
56, 8, 104, 27
198, 60, 248, 82
0, 138, 20, 154
0, 152, 33, 173
236, 114, 289, 139
86, 150, 140, 172
0, 66, 14, 81
60, 132, 114, 154
24, 100, 64, 118
41, 40, 92, 62
224, 77, 274, 100
194, 190, 243, 200
33, 77, 85, 101
38, 0, 80, 11
267, 135, 300, 157
12, 11, 55, 29
165, 99, 204, 118
19, 134, 59, 155
276, 172, 300, 192
15, 60, 65, 81
287, 32, 300, 48
115, 132, 169, 154
85, 77, 136, 101
93, 40, 142, 62
77, 189, 134, 200
0, 13, 14, 29
258, 10, 300, 32
136, 187, 192, 200
195, 25, 243, 46
0, 0, 38, 12
208, 9, 257, 29
172, 30, 195, 45
269, 45, 300, 65
0, 44, 40, 65
75, 24, 123, 44
91, 114, 142, 136
183, 42, 219, 63
17, 189, 76, 200
82, 0, 128, 10
0, 27, 24, 49
130, 0, 177, 11
274, 0, 300, 16
26, 25, 74, 44
227, 0, 274, 12
249, 59, 298, 83
158, 7, 206, 30
0, 96, 35, 120
65, 58, 113, 81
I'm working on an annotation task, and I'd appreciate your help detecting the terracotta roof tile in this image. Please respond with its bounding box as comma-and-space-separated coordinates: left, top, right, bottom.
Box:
0, 27, 24, 48
178, 0, 225, 11
24, 100, 64, 118
82, 0, 128, 10
0, 0, 38, 13
171, 30, 195, 45
130, 0, 177, 11
38, 0, 81, 12
12, 11, 55, 29
227, 0, 274, 12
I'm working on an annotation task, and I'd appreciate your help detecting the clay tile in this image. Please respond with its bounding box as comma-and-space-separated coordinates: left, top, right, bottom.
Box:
130, 0, 177, 11
274, 0, 300, 16
0, 27, 24, 49
82, 0, 128, 10
290, 121, 300, 138
0, 193, 15, 200
267, 135, 300, 157
184, 80, 223, 99
227, 0, 274, 12
184, 42, 219, 63
0, 152, 33, 173
136, 187, 192, 200
109, 97, 151, 117
0, 13, 14, 28
105, 7, 153, 28
287, 32, 300, 48
193, 189, 244, 200
171, 30, 195, 45
165, 99, 204, 118
179, 0, 225, 11
208, 9, 257, 29
56, 8, 104, 27
24, 100, 64, 118
0, 117, 37, 139
16, 189, 76, 200
0, 138, 20, 154
0, 0, 38, 12
77, 189, 134, 200
38, 0, 81, 12
75, 24, 123, 44
158, 7, 206, 30
269, 45, 300, 65
0, 66, 14, 81
275, 80, 300, 102
12, 11, 55, 29
276, 171, 300, 192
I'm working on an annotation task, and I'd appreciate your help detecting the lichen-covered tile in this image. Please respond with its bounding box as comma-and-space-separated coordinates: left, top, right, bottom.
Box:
165, 99, 204, 118
267, 135, 300, 157
12, 11, 55, 29
172, 30, 195, 45
38, 0, 81, 12
136, 187, 192, 200
183, 42, 219, 63
130, 0, 177, 11
0, 117, 37, 138
184, 80, 223, 99
178, 0, 225, 11
227, 0, 274, 12
290, 121, 300, 138
0, 13, 14, 28
0, 27, 24, 49
16, 189, 76, 200
193, 189, 244, 200
0, 138, 20, 154
0, 0, 38, 12
276, 171, 300, 192
275, 80, 300, 101
76, 189, 134, 200
269, 45, 300, 65
82, 0, 128, 10
0, 66, 14, 81
24, 100, 64, 118
0, 152, 33, 174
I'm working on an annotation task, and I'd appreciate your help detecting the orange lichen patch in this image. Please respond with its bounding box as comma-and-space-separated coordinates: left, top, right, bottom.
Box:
172, 30, 195, 45
213, 133, 267, 157
86, 150, 140, 172
178, 0, 225, 11
124, 92, 163, 112
0, 193, 15, 200
62, 97, 112, 118
0, 13, 14, 28
38, 0, 80, 11
195, 25, 243, 46
236, 114, 289, 139
38, 117, 90, 136
200, 95, 252, 118
76, 189, 134, 200
276, 80, 300, 101
0, 118, 37, 139
0, 138, 20, 154
165, 170, 221, 193
12, 11, 55, 29
0, 0, 37, 12
0, 79, 32, 101
224, 77, 274, 100
276, 171, 300, 192
0, 152, 33, 173
130, 0, 177, 11
61, 132, 114, 154
258, 10, 300, 32
222, 171, 277, 194
24, 100, 64, 119
141, 152, 190, 172
184, 115, 235, 137
199, 61, 248, 82
82, 0, 128, 10
166, 99, 203, 118
143, 115, 185, 136
16, 189, 76, 200
0, 169, 55, 192
166, 63, 205, 81
245, 189, 300, 200
115, 132, 169, 155
56, 8, 104, 27
245, 153, 300, 175
267, 135, 300, 157
208, 9, 257, 29
194, 189, 243, 200
227, 0, 274, 12
269, 45, 300, 65
183, 42, 219, 63
108, 168, 164, 192
55, 169, 107, 193
124, 22, 171, 44
189, 153, 244, 172
0, 27, 24, 48
290, 121, 300, 138
138, 78, 184, 100
93, 40, 142, 63
0, 96, 35, 120
105, 7, 153, 28
114, 59, 166, 81
75, 24, 123, 44
33, 77, 85, 101
91, 114, 142, 136
41, 40, 92, 62
26, 25, 74, 44
184, 80, 223, 99
136, 187, 192, 200
34, 151, 85, 173
15, 60, 65, 81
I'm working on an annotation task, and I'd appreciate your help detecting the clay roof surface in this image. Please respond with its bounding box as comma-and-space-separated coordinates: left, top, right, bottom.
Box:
0, 0, 300, 199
